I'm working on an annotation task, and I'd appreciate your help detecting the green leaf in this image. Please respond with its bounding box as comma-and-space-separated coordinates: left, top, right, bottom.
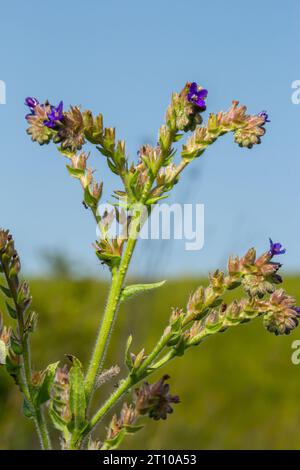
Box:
35, 361, 59, 405
5, 355, 20, 376
173, 133, 184, 142
69, 356, 87, 430
0, 285, 12, 298
120, 280, 166, 303
106, 157, 119, 175
84, 186, 98, 208
125, 335, 133, 370
58, 147, 76, 158
49, 404, 69, 432
23, 398, 35, 419
104, 428, 126, 450
124, 424, 144, 434
10, 337, 23, 355
6, 302, 17, 319
66, 165, 85, 178
146, 195, 169, 205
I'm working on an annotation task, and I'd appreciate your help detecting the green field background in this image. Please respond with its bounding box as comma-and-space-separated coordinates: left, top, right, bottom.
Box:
0, 277, 299, 450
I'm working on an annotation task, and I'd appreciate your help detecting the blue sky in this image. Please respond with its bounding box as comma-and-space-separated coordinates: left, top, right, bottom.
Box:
0, 0, 299, 278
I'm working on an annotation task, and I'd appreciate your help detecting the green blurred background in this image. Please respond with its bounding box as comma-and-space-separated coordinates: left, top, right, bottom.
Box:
1, 274, 300, 450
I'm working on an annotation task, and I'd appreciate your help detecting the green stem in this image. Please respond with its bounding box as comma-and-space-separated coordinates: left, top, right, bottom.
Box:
84, 222, 139, 401
84, 127, 179, 402
34, 407, 52, 450
83, 130, 179, 432
88, 376, 133, 432
84, 333, 173, 438
136, 331, 171, 378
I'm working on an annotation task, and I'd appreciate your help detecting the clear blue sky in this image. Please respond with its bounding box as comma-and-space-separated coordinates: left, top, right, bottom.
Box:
0, 0, 299, 278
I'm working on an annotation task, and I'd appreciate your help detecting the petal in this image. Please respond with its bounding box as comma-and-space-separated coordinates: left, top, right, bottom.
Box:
189, 82, 198, 94
56, 100, 63, 113
195, 97, 206, 108
197, 88, 208, 99
25, 97, 39, 108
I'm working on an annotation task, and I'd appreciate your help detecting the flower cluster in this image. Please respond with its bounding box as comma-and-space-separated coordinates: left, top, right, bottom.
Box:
166, 82, 207, 133
153, 240, 299, 360
182, 100, 268, 160
25, 97, 64, 145
263, 290, 300, 335
94, 208, 129, 269
106, 403, 138, 440
102, 375, 179, 449
133, 374, 180, 420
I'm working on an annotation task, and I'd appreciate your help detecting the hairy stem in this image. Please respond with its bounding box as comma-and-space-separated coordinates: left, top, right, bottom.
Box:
88, 375, 133, 433
84, 221, 140, 402
83, 332, 174, 438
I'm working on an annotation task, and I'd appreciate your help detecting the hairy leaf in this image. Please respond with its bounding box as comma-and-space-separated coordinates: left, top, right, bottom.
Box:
120, 280, 166, 303
35, 361, 60, 405
69, 356, 87, 430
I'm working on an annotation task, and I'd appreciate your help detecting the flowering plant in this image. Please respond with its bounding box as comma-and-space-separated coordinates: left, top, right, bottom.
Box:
0, 82, 298, 450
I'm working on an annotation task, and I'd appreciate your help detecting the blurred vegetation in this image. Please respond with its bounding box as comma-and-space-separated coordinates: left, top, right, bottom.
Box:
0, 276, 300, 449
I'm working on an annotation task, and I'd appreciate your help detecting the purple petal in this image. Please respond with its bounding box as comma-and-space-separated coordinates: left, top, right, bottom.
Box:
197, 89, 208, 99
25, 97, 39, 108
56, 100, 63, 114
189, 82, 198, 94
269, 238, 286, 256
195, 97, 206, 108
43, 119, 55, 128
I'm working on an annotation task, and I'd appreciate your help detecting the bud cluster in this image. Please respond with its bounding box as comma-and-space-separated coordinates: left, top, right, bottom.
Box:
166, 82, 207, 132
182, 100, 267, 160
64, 151, 103, 213
263, 289, 300, 335
50, 365, 72, 425
0, 229, 36, 383
94, 208, 129, 269
102, 373, 179, 449
106, 403, 138, 441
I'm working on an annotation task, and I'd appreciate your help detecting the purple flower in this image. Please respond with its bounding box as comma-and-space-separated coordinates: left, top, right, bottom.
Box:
134, 374, 180, 421
44, 101, 64, 128
294, 307, 300, 316
25, 97, 39, 109
269, 238, 286, 257
187, 82, 208, 108
25, 97, 40, 118
258, 110, 270, 123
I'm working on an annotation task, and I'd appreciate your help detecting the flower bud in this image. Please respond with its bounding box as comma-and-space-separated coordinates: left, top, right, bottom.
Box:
205, 309, 226, 333
0, 318, 10, 365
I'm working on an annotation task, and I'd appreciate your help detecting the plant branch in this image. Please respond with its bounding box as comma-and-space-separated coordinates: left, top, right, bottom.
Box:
1, 263, 52, 450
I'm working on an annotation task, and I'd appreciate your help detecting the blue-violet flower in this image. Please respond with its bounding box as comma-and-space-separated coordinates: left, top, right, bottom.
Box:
187, 82, 208, 108
44, 101, 64, 128
258, 110, 270, 123
269, 238, 286, 257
